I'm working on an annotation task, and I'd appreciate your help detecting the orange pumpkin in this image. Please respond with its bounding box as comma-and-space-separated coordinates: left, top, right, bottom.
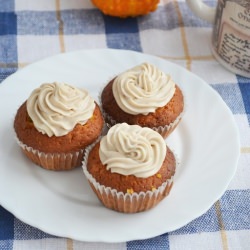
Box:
91, 0, 160, 18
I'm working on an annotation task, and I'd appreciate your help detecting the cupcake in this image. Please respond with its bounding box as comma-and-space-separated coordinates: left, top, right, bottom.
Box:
14, 82, 104, 171
82, 123, 177, 213
101, 62, 185, 138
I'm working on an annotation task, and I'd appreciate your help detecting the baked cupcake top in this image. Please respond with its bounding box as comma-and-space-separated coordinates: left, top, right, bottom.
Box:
99, 123, 166, 178
27, 82, 95, 137
112, 63, 176, 115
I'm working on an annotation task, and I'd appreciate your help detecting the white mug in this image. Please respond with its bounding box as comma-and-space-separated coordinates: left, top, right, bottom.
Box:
187, 0, 250, 78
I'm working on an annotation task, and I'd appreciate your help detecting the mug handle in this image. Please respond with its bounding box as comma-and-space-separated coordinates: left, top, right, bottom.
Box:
186, 0, 216, 24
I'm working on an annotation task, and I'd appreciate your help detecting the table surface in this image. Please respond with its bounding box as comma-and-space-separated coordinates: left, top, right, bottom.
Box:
0, 0, 249, 249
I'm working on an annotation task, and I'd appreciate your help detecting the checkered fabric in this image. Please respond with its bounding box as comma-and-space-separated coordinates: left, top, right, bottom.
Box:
0, 0, 249, 249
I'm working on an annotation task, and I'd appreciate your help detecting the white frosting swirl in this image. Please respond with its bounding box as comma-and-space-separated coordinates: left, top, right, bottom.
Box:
112, 63, 176, 115
99, 123, 166, 178
27, 82, 95, 137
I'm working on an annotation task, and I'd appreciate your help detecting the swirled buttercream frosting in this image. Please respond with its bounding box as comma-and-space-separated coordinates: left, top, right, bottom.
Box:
112, 63, 176, 115
27, 82, 95, 137
99, 123, 166, 178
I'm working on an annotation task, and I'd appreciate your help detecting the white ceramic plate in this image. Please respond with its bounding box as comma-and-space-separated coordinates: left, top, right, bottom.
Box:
0, 49, 240, 242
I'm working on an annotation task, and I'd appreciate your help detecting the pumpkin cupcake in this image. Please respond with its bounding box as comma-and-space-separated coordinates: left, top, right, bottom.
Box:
101, 62, 185, 138
82, 123, 177, 213
14, 82, 104, 171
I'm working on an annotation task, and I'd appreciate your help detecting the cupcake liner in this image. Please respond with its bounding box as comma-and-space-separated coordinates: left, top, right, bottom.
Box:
82, 141, 176, 213
101, 108, 184, 139
16, 137, 85, 171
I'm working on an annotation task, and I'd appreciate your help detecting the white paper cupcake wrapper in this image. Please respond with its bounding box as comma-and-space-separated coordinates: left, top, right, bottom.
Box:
82, 140, 178, 213
15, 136, 85, 171
103, 108, 184, 138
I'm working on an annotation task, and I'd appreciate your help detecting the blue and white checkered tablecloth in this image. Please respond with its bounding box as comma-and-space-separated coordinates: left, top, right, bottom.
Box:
0, 0, 249, 249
